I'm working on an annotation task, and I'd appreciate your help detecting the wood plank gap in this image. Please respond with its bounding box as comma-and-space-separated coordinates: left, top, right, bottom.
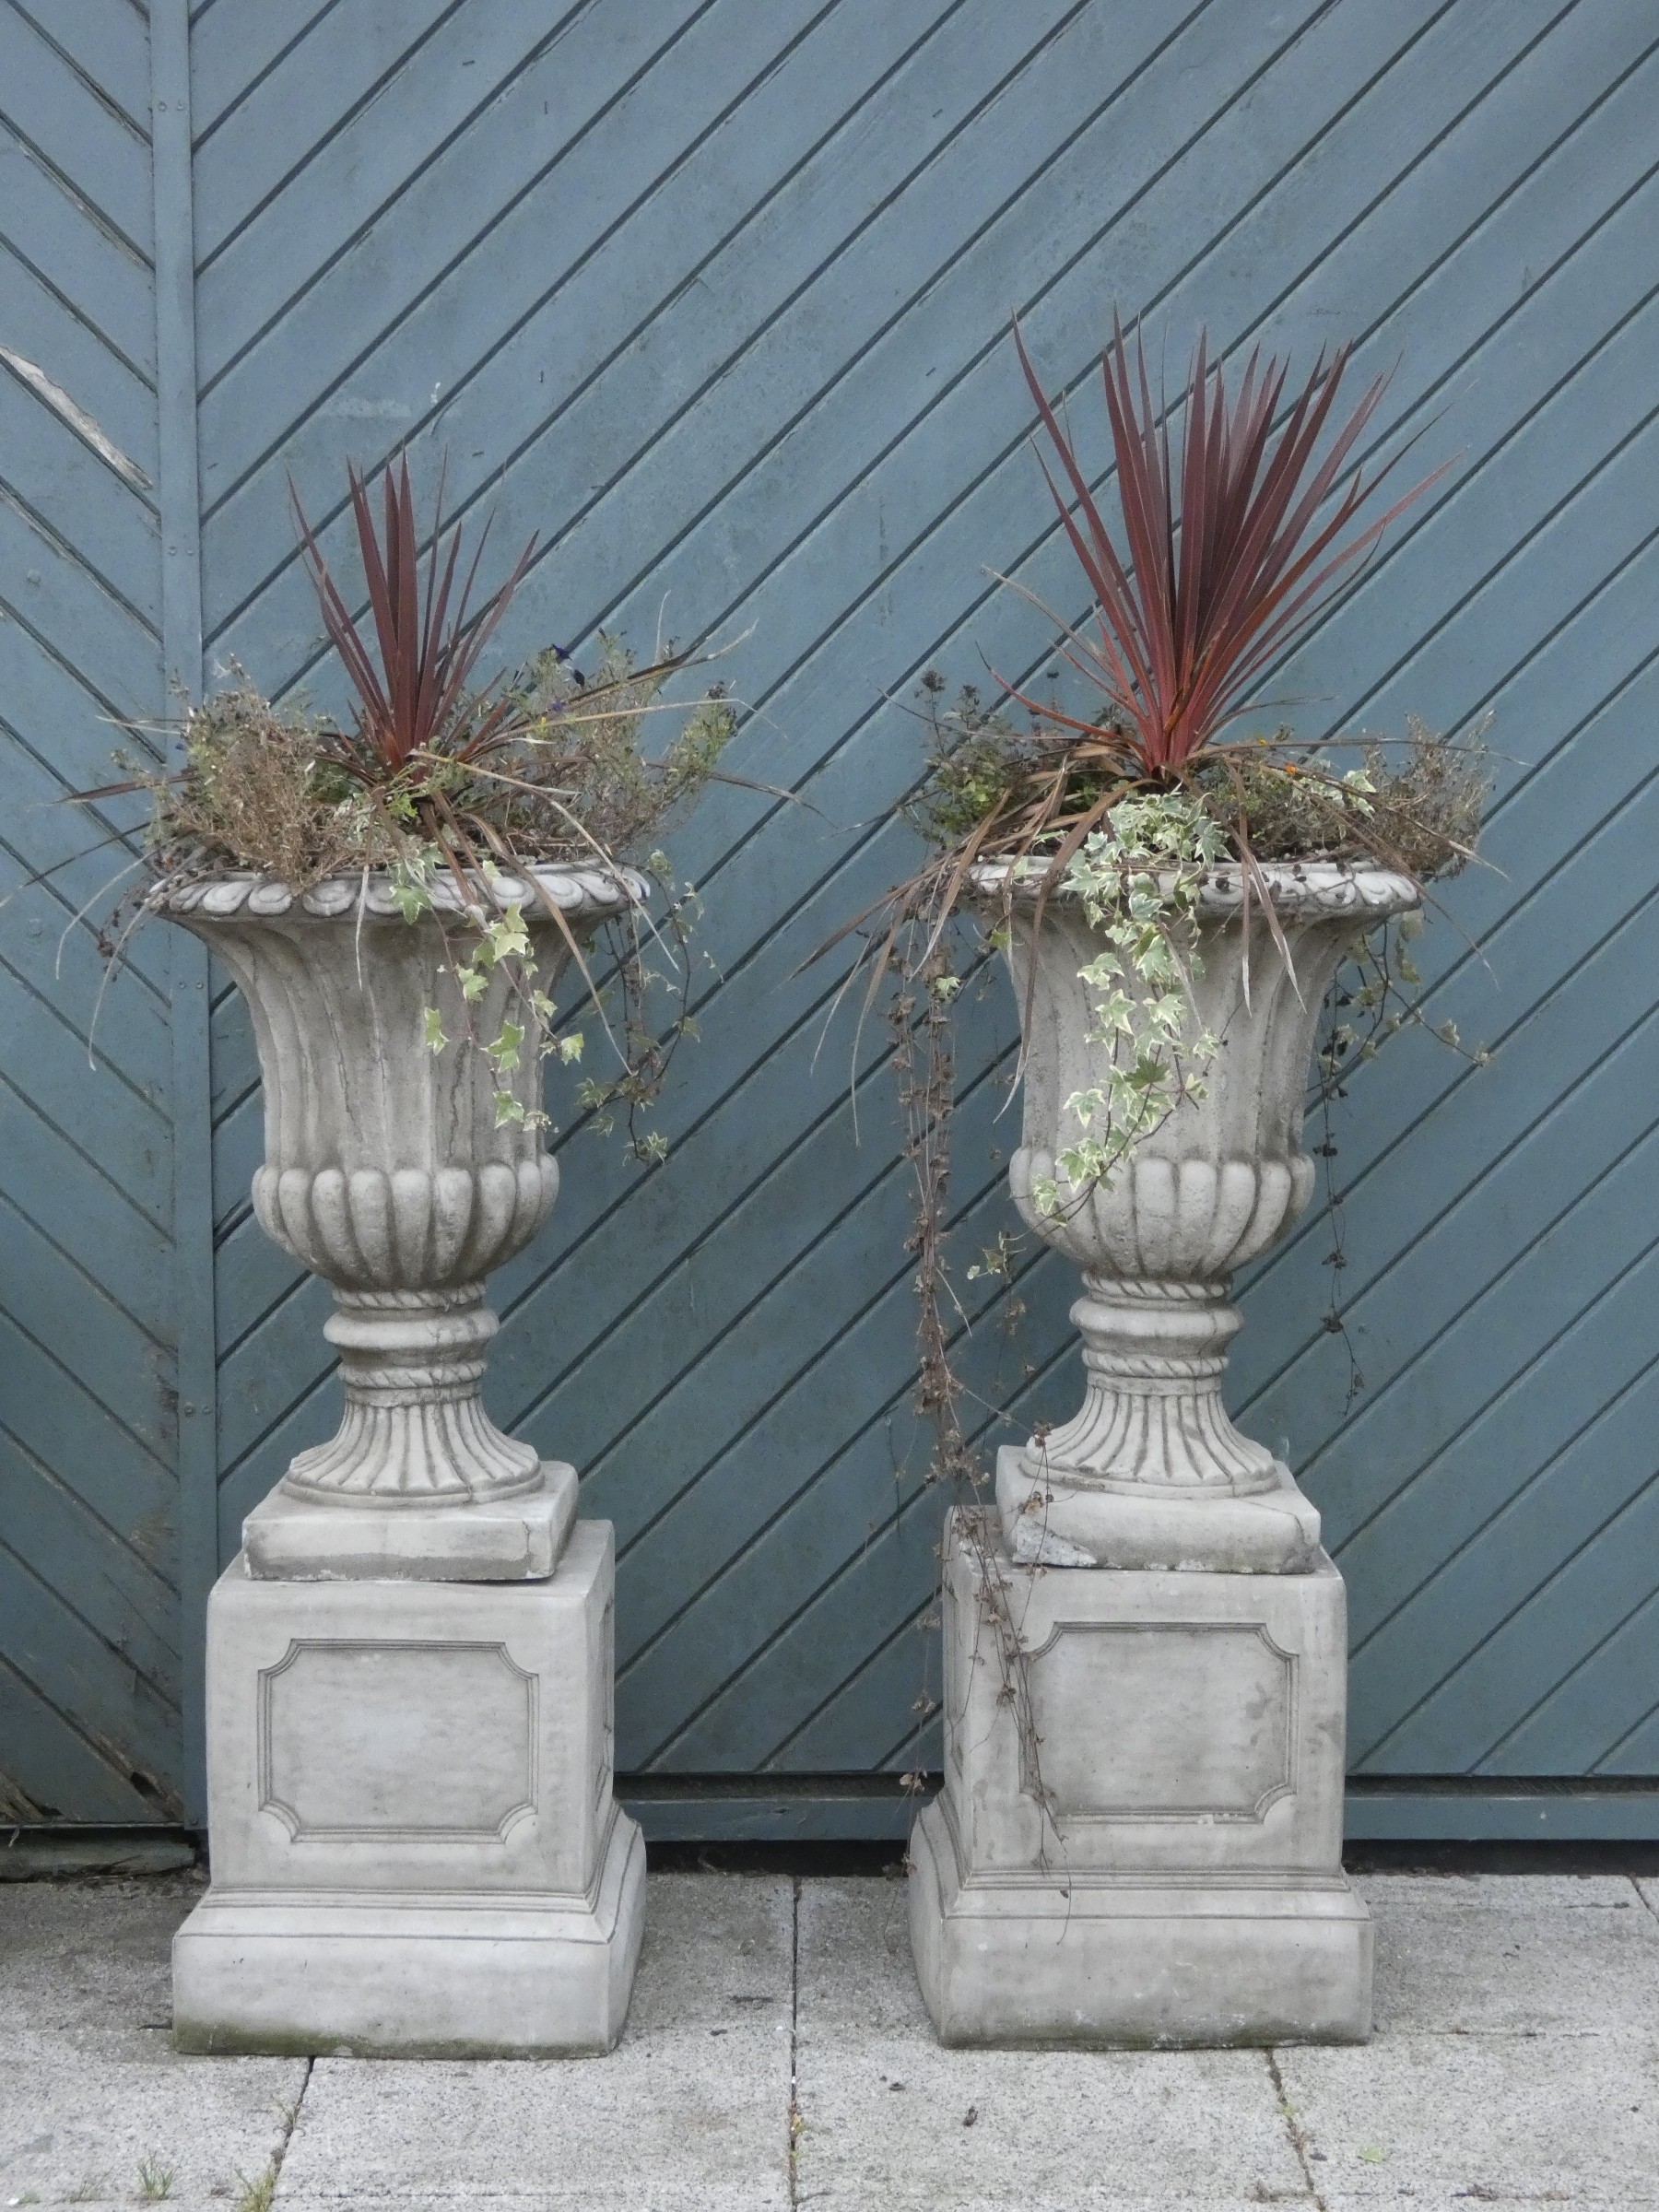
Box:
151, 0, 215, 1824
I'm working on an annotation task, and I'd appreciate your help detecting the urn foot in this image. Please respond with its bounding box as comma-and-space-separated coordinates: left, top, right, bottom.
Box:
997, 1444, 1322, 1572
281, 1285, 541, 1508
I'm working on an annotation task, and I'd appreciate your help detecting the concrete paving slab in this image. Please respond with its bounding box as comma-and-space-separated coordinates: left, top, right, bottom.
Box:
792, 1874, 1311, 2211
1277, 2029, 1659, 2206
271, 1871, 794, 2211
1358, 1873, 1659, 2035
0, 1873, 306, 2209
1278, 1876, 1659, 2206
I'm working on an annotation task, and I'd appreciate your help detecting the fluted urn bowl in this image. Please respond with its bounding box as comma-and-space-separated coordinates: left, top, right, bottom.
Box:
158, 864, 645, 1511
977, 859, 1418, 1571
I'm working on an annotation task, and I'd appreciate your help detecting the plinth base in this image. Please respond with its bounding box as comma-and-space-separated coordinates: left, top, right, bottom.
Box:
176, 1516, 639, 2055
174, 1811, 644, 2057
910, 1515, 1371, 2047
243, 1460, 578, 1582
909, 1801, 1370, 2047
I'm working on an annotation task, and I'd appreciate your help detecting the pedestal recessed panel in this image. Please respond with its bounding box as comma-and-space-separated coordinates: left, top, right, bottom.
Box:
1027, 1621, 1293, 1821
260, 1640, 535, 1841
201, 1523, 616, 1898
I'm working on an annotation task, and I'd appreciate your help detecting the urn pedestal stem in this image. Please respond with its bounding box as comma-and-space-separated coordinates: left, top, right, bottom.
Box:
283, 1285, 541, 1507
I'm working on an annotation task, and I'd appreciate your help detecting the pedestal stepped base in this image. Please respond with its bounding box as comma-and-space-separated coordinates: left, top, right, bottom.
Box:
173, 1515, 643, 2056
909, 1518, 1371, 2047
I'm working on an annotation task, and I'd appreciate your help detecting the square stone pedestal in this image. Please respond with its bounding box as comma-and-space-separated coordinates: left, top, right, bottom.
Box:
173, 1515, 644, 2056
909, 1514, 1371, 2047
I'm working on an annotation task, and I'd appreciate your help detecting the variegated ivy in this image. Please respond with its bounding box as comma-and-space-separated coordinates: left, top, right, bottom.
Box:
1021, 790, 1226, 1221
392, 851, 585, 1132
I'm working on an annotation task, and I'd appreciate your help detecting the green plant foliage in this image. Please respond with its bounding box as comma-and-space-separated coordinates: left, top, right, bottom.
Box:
1018, 791, 1225, 1219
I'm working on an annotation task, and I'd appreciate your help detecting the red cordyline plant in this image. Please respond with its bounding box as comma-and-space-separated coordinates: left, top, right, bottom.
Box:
1008, 310, 1444, 784
290, 454, 536, 782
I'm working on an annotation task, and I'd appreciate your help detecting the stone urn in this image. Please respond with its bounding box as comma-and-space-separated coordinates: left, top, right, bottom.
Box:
987, 859, 1419, 1573
165, 862, 651, 2058
909, 858, 1418, 2050
158, 862, 643, 1572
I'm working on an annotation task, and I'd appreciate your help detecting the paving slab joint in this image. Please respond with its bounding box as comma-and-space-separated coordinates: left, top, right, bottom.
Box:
1265, 2046, 1325, 2211
787, 1872, 802, 2208
237, 2053, 311, 2208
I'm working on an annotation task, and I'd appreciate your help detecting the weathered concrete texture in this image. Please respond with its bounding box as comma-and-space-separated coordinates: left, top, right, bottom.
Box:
0, 1873, 305, 2209
797, 1875, 1310, 2209
1277, 1875, 1659, 2206
272, 1872, 794, 2211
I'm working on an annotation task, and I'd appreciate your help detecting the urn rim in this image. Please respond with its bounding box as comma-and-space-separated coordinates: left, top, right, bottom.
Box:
148, 860, 652, 925
969, 854, 1420, 921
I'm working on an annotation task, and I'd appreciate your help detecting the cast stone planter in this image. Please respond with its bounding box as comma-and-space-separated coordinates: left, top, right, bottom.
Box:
990, 858, 1419, 1572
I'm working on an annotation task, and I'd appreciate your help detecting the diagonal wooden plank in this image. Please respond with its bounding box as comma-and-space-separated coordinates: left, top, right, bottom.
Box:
206, 0, 1321, 688
0, 380, 160, 631
0, 235, 159, 478
0, 1649, 171, 1821
194, 0, 571, 316
4, 0, 154, 138
195, 0, 908, 618
190, 0, 344, 142
1353, 1328, 1659, 1769
0, 5, 153, 259
1480, 1541, 1659, 1778
0, 1068, 172, 1325
0, 122, 156, 373
0, 959, 172, 1228
0, 1547, 181, 1792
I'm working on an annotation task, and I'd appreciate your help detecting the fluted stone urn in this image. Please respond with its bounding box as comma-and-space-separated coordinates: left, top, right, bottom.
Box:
986, 859, 1418, 1574
166, 862, 651, 2057
159, 863, 642, 1575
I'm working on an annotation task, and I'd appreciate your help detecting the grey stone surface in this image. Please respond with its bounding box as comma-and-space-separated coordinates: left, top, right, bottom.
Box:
796, 1875, 1307, 2208
273, 1872, 794, 2211
242, 1461, 579, 1582
0, 1873, 304, 2208
175, 1524, 641, 2056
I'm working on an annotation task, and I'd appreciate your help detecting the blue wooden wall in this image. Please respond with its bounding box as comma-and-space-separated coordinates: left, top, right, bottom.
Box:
3, 0, 1655, 1835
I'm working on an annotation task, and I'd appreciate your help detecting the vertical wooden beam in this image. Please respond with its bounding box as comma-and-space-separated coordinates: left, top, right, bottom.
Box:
150, 0, 216, 1826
